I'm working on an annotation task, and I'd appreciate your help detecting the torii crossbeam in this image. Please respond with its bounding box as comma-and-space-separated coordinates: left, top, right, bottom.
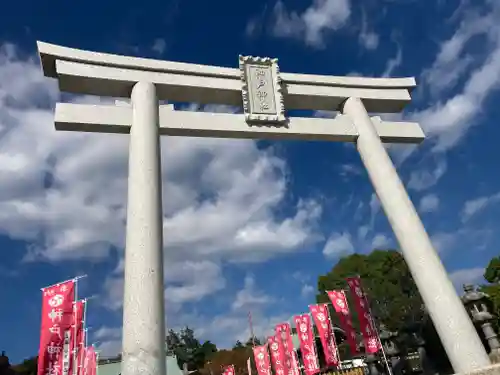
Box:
37, 41, 490, 375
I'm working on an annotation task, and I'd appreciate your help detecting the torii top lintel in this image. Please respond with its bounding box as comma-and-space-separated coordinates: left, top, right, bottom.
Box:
37, 41, 416, 114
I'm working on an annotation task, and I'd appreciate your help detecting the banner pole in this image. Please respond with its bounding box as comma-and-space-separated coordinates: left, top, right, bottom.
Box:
78, 300, 88, 375
41, 275, 87, 291
72, 279, 79, 375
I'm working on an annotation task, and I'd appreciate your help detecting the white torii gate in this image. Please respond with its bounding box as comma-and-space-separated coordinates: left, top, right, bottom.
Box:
37, 42, 490, 375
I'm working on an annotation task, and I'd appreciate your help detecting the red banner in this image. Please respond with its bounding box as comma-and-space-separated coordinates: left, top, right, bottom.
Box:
253, 345, 271, 375
76, 330, 86, 375
72, 301, 85, 375
309, 304, 339, 367
38, 280, 76, 375
327, 290, 359, 356
275, 323, 299, 375
82, 347, 96, 375
346, 277, 380, 353
294, 314, 319, 375
268, 335, 286, 375
79, 348, 87, 375
222, 365, 235, 375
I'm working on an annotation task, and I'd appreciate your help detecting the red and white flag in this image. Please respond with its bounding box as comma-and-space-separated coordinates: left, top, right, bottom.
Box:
268, 335, 287, 375
275, 323, 299, 375
37, 280, 75, 375
83, 347, 96, 375
346, 276, 380, 354
222, 365, 235, 375
72, 301, 85, 375
253, 345, 271, 375
327, 290, 359, 356
37, 280, 76, 375
309, 304, 339, 367
294, 314, 319, 375
76, 330, 87, 375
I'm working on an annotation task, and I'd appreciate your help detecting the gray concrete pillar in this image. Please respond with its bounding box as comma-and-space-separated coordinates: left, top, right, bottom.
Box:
122, 81, 166, 375
341, 97, 490, 373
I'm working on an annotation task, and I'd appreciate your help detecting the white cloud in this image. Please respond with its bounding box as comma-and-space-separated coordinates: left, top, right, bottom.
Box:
382, 47, 402, 78
419, 194, 440, 213
407, 159, 447, 191
461, 192, 500, 222
371, 234, 391, 249
323, 232, 354, 258
232, 275, 274, 311
431, 228, 492, 255
301, 284, 315, 298
369, 193, 380, 221
431, 231, 458, 254
165, 261, 226, 306
271, 0, 351, 48
151, 39, 166, 55
358, 11, 379, 51
449, 267, 485, 291
93, 326, 122, 357
411, 1, 500, 152
359, 31, 379, 51
421, 9, 496, 98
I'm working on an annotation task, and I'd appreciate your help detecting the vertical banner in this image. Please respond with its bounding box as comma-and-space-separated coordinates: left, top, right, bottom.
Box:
309, 304, 339, 367
294, 314, 319, 375
77, 330, 87, 375
222, 365, 235, 375
38, 280, 76, 375
327, 290, 359, 356
83, 347, 96, 375
80, 347, 88, 375
253, 345, 271, 375
73, 301, 85, 375
346, 277, 379, 354
268, 335, 286, 375
275, 323, 299, 375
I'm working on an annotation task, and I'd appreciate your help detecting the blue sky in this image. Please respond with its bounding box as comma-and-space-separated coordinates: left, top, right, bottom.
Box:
1, 0, 500, 363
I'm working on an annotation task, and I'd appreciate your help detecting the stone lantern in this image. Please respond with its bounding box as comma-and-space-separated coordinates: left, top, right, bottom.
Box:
461, 284, 500, 357
378, 324, 403, 374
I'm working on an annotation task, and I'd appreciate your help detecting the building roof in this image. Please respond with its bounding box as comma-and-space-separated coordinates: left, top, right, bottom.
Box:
97, 355, 182, 375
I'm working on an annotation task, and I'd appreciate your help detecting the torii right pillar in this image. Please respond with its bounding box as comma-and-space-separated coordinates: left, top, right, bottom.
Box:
342, 97, 491, 373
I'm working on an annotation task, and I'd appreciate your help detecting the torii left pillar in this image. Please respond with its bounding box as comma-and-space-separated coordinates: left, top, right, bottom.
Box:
121, 81, 166, 375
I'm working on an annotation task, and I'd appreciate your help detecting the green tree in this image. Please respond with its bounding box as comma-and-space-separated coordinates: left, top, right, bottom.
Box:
166, 327, 217, 372
484, 256, 500, 284
233, 341, 245, 350
316, 250, 424, 332
244, 337, 262, 347
480, 256, 500, 329
11, 356, 37, 375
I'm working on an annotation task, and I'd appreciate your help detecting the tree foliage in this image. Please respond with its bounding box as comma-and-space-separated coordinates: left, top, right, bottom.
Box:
484, 256, 500, 284
480, 256, 500, 329
316, 250, 424, 332
166, 327, 218, 372
10, 357, 37, 375
244, 337, 262, 348
203, 339, 262, 375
